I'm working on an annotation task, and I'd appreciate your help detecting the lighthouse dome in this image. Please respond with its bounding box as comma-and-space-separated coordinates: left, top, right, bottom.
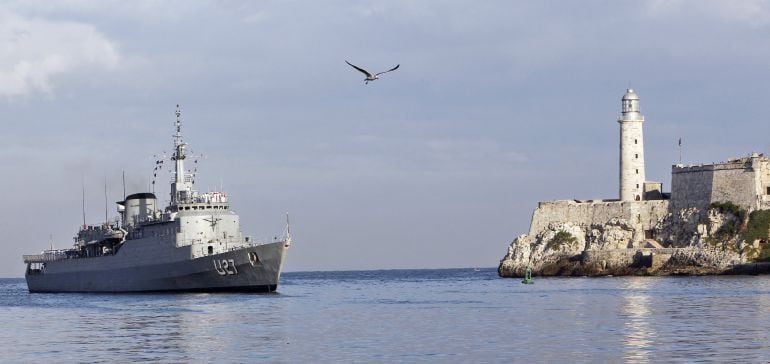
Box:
622, 89, 639, 100
621, 89, 641, 114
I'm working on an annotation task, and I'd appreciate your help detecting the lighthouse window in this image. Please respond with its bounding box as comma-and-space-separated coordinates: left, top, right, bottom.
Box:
635, 153, 638, 159
636, 184, 639, 189
636, 169, 639, 174
634, 139, 638, 144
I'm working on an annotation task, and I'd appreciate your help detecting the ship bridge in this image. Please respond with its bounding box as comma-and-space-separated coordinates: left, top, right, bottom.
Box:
171, 191, 230, 212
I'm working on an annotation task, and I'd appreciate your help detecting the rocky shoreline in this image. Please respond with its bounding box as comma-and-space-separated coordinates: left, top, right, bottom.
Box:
499, 251, 770, 278
498, 90, 770, 277
498, 202, 770, 278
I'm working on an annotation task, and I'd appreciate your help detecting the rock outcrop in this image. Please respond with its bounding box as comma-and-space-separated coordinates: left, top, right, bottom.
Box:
499, 202, 748, 277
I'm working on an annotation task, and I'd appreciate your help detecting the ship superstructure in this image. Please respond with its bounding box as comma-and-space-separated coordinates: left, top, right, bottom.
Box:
23, 106, 290, 293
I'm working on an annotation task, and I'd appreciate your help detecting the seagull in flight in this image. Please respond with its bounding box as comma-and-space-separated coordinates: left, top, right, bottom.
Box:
345, 60, 400, 84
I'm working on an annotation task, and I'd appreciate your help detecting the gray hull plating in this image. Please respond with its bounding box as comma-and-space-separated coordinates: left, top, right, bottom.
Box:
24, 106, 291, 293
26, 241, 288, 293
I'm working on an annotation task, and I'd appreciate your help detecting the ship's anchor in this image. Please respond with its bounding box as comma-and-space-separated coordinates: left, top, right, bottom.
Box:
521, 266, 534, 284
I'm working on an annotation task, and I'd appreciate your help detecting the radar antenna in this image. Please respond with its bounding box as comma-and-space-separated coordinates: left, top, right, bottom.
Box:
175, 104, 183, 149
170, 105, 192, 205
81, 175, 86, 228
284, 212, 292, 245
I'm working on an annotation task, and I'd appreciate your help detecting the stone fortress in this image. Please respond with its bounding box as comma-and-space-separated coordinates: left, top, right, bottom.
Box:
499, 89, 770, 277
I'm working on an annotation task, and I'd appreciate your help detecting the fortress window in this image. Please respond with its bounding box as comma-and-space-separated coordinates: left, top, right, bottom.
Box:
634, 139, 638, 144
636, 184, 639, 188
635, 153, 638, 159
636, 169, 639, 174
767, 187, 770, 195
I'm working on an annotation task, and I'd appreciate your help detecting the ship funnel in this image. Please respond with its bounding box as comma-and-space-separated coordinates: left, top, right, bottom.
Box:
123, 192, 157, 227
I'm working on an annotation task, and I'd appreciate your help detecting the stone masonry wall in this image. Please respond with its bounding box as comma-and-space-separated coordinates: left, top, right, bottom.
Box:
529, 199, 669, 244
757, 158, 770, 209
671, 156, 770, 214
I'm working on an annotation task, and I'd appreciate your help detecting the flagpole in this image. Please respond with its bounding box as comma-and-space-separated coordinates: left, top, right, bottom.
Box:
678, 137, 682, 164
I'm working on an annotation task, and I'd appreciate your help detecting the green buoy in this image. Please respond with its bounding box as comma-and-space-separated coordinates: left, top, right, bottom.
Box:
521, 266, 534, 284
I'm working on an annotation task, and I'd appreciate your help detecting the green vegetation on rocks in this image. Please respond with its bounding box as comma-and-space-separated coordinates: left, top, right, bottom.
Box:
745, 209, 770, 261
745, 210, 770, 244
757, 246, 770, 262
546, 230, 578, 251
706, 205, 770, 260
710, 201, 745, 240
710, 201, 746, 222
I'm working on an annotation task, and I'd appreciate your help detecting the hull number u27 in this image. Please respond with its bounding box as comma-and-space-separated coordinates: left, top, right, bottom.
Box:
213, 259, 238, 275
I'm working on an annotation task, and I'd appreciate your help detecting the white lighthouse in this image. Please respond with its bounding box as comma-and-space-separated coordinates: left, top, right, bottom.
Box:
618, 89, 646, 201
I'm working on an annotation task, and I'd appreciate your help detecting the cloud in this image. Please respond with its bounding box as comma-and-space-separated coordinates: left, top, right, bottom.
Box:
0, 9, 119, 97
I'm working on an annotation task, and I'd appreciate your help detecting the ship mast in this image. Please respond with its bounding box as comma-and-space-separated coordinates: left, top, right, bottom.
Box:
170, 105, 192, 205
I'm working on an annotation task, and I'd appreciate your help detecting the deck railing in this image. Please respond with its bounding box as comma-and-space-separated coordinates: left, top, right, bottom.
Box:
22, 252, 69, 263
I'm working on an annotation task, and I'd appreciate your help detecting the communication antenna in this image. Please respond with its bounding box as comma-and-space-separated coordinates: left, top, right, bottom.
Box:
285, 212, 292, 244
81, 175, 86, 228
286, 212, 291, 236
104, 176, 108, 224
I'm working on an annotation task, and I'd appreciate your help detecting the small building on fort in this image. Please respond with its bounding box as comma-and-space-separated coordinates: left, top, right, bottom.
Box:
499, 89, 770, 277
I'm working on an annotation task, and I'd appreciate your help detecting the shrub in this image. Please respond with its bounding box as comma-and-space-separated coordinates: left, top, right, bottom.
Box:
756, 245, 770, 262
745, 210, 770, 245
707, 201, 746, 249
710, 201, 746, 222
742, 209, 770, 261
547, 230, 578, 251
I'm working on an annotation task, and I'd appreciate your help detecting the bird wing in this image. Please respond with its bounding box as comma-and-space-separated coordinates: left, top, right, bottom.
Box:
375, 64, 399, 76
345, 60, 373, 78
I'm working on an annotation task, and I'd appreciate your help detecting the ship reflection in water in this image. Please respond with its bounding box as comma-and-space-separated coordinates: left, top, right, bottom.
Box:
19, 291, 289, 362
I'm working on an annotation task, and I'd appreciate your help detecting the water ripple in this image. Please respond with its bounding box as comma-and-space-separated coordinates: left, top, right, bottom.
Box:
1, 272, 770, 361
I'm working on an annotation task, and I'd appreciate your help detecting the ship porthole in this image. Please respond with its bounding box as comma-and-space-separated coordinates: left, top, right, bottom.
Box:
248, 252, 260, 266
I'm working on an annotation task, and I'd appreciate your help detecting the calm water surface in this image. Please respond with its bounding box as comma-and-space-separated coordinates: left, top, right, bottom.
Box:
1, 269, 769, 362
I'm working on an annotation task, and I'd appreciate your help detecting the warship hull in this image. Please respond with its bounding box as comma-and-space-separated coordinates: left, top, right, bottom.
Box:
24, 106, 291, 293
26, 241, 288, 293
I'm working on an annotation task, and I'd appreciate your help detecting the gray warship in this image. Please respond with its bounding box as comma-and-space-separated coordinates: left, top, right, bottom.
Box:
23, 106, 291, 293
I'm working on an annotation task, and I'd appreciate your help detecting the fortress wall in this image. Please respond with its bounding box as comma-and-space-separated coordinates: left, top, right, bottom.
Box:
670, 165, 713, 211
756, 159, 770, 209
671, 158, 764, 212
529, 200, 669, 242
581, 248, 675, 269
711, 166, 757, 209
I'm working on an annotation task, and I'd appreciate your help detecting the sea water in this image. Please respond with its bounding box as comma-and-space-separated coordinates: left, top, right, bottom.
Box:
1, 269, 769, 362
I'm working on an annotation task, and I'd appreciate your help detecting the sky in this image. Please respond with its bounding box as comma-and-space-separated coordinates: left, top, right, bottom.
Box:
3, 0, 770, 277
